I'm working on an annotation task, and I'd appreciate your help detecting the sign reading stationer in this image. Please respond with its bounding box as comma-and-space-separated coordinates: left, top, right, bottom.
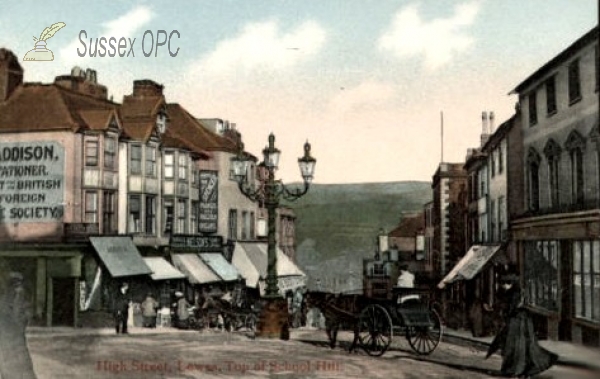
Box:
0, 141, 65, 223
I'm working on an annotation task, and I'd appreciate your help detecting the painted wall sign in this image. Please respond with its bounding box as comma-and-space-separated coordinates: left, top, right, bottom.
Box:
0, 141, 65, 223
199, 170, 218, 233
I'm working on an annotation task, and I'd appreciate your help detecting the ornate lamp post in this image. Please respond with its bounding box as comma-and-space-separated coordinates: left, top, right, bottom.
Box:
231, 133, 316, 338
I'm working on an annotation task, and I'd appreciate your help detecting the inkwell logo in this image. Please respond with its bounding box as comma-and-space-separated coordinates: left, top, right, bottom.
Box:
23, 22, 66, 61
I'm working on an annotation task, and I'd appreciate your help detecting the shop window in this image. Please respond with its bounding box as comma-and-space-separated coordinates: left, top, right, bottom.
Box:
573, 240, 600, 322
84, 191, 98, 223
524, 241, 559, 311
129, 195, 141, 233
85, 140, 98, 166
130, 145, 142, 175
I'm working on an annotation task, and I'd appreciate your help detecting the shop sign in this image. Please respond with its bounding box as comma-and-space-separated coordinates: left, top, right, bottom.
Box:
170, 234, 223, 252
0, 141, 65, 223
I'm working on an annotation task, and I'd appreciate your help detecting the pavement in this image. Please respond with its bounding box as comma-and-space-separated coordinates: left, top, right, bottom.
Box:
442, 327, 600, 372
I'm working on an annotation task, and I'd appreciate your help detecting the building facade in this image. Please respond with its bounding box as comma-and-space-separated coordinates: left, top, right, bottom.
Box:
0, 48, 300, 327
511, 27, 599, 346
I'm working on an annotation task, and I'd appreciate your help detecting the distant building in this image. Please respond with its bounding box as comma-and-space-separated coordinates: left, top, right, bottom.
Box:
431, 162, 467, 325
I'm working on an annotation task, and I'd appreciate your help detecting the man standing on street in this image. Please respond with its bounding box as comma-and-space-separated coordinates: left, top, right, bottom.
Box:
113, 282, 131, 334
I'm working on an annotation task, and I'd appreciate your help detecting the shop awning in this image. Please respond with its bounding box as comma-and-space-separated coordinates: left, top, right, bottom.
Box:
232, 242, 306, 294
172, 253, 221, 284
438, 245, 502, 289
90, 237, 152, 278
143, 257, 186, 281
199, 253, 240, 282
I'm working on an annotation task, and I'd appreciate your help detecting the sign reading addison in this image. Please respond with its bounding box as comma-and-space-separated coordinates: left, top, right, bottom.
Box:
0, 141, 65, 223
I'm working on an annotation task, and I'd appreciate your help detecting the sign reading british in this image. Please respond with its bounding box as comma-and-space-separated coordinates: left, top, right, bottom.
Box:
0, 141, 65, 223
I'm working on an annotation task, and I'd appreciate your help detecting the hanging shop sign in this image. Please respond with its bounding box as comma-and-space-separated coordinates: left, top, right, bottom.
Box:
199, 170, 218, 233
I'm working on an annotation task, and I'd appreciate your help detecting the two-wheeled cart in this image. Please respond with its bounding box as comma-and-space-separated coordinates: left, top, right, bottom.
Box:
307, 287, 443, 357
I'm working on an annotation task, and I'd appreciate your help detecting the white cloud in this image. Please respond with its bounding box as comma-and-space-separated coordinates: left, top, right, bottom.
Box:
59, 5, 154, 64
378, 2, 480, 70
193, 20, 326, 76
328, 81, 397, 114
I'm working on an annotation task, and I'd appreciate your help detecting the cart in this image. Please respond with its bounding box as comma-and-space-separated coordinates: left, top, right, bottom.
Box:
306, 287, 444, 357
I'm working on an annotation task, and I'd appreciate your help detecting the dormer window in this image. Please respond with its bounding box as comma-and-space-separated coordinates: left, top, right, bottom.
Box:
156, 111, 167, 134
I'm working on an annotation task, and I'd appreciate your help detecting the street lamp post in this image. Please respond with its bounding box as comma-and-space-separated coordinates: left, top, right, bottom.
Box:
231, 133, 316, 338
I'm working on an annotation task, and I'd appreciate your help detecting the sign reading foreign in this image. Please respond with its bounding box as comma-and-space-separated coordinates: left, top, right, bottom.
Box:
0, 141, 65, 223
199, 170, 218, 233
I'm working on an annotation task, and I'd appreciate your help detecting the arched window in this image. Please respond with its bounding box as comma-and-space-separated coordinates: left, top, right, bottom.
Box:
544, 139, 562, 208
565, 130, 586, 206
527, 148, 541, 211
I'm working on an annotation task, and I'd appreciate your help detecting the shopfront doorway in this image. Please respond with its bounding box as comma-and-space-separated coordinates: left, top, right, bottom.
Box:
52, 278, 75, 326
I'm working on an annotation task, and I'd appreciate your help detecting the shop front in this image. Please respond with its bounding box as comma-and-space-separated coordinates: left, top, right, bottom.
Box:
513, 211, 600, 347
0, 245, 83, 327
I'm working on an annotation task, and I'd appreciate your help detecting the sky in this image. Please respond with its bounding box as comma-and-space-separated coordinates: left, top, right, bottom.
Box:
1, 0, 598, 184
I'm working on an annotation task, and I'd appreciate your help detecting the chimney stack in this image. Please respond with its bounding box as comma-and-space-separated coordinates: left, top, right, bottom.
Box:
489, 111, 495, 133
54, 66, 107, 100
481, 111, 490, 147
133, 79, 164, 97
0, 48, 23, 101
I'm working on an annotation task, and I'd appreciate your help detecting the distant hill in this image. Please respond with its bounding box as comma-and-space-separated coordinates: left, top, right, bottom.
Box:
282, 181, 432, 291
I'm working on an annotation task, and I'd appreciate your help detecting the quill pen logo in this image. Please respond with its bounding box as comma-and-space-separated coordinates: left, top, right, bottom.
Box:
23, 22, 66, 61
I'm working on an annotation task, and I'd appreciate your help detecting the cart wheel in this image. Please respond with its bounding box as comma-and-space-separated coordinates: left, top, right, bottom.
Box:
244, 314, 257, 332
357, 304, 393, 356
406, 308, 443, 355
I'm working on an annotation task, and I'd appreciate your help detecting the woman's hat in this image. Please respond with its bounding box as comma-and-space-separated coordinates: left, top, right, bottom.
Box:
175, 291, 183, 297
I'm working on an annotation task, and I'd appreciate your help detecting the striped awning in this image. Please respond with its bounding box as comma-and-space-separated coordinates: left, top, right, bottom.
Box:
199, 253, 240, 282
172, 253, 220, 284
143, 257, 186, 281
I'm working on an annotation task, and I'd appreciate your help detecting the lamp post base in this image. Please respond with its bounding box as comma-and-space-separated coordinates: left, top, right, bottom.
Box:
255, 297, 289, 339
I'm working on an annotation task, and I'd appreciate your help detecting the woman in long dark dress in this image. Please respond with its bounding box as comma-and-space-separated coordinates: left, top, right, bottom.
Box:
486, 272, 559, 378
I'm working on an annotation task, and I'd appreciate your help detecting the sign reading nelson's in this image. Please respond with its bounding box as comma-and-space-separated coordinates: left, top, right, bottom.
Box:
0, 141, 65, 223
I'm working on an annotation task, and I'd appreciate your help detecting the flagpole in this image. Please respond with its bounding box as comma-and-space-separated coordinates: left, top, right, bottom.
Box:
440, 111, 444, 163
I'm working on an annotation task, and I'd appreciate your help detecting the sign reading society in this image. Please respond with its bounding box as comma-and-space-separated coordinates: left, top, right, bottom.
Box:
0, 141, 64, 222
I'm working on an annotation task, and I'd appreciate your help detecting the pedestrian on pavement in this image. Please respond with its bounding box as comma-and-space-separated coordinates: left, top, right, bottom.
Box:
141, 292, 159, 328
485, 266, 558, 378
0, 270, 37, 379
175, 291, 190, 329
113, 282, 131, 334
